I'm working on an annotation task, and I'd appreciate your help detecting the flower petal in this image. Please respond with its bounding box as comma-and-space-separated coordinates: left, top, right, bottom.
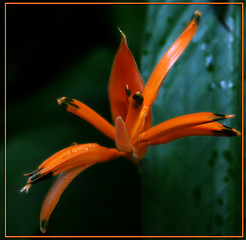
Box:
145, 122, 241, 145
108, 30, 144, 123
22, 143, 122, 188
40, 164, 92, 233
138, 112, 234, 142
115, 116, 134, 153
57, 97, 115, 140
143, 11, 201, 109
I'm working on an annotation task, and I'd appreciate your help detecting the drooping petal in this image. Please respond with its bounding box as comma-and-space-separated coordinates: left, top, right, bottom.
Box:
22, 144, 123, 190
57, 97, 115, 140
108, 30, 144, 123
143, 11, 201, 109
138, 112, 234, 142
145, 122, 241, 145
115, 116, 134, 153
40, 164, 92, 233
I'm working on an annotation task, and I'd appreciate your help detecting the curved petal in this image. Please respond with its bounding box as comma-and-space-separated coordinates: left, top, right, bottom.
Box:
57, 97, 115, 140
143, 11, 201, 109
138, 112, 234, 142
22, 144, 123, 189
145, 122, 240, 145
109, 30, 144, 123
40, 164, 92, 233
115, 116, 134, 153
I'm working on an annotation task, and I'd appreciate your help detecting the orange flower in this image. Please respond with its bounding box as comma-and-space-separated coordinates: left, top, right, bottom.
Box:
21, 11, 240, 234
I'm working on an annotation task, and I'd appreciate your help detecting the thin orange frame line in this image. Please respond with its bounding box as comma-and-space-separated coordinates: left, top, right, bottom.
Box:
5, 2, 7, 239
4, 2, 244, 238
4, 2, 245, 4
5, 234, 243, 238
240, 3, 244, 238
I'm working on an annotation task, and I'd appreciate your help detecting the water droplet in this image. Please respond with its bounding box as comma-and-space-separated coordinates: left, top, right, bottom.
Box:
228, 34, 234, 43
205, 55, 214, 72
227, 17, 234, 31
205, 55, 213, 66
201, 43, 206, 50
228, 82, 234, 88
218, 80, 234, 89
219, 80, 226, 89
208, 82, 217, 91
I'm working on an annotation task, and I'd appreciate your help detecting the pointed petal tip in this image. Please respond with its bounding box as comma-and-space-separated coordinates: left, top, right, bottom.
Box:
191, 10, 201, 25
20, 184, 31, 193
40, 219, 48, 234
194, 10, 202, 17
234, 130, 241, 136
57, 97, 79, 110
226, 114, 235, 118
118, 27, 126, 39
237, 131, 241, 136
57, 97, 67, 109
57, 97, 63, 105
220, 124, 241, 137
213, 113, 235, 120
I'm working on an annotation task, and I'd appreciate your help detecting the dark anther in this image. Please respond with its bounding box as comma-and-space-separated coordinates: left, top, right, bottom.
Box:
132, 91, 143, 109
125, 84, 131, 97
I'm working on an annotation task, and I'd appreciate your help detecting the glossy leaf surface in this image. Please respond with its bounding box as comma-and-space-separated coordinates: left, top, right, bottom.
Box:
140, 3, 242, 236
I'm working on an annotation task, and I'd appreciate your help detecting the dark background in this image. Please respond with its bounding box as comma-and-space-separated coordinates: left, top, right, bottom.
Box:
6, 3, 146, 236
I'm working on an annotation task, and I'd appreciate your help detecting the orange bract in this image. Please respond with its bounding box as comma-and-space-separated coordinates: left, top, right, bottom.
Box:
21, 11, 240, 234
109, 30, 145, 123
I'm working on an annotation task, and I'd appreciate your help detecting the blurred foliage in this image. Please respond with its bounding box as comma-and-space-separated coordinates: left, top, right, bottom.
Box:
5, 3, 242, 237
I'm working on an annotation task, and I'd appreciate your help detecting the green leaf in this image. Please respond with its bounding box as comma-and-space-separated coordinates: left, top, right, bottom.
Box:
140, 4, 242, 236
